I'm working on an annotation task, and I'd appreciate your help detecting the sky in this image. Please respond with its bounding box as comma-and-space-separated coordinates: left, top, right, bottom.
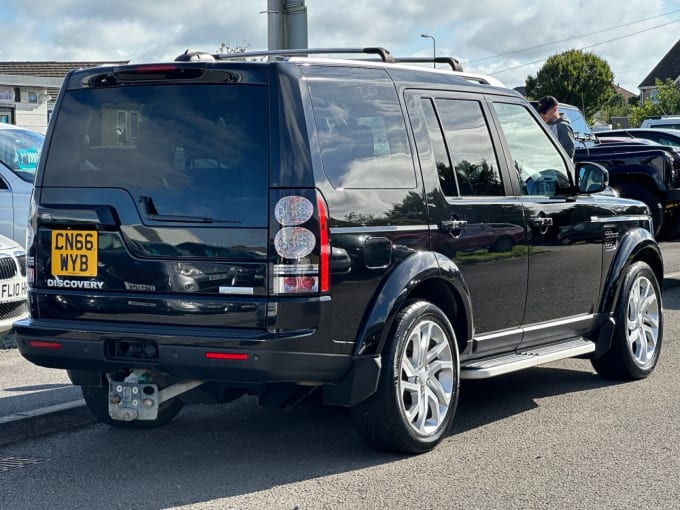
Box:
0, 0, 678, 93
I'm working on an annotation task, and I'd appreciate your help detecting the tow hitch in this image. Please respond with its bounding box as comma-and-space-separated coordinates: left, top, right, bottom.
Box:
108, 370, 204, 421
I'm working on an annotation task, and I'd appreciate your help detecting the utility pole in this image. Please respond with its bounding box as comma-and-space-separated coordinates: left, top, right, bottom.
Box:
267, 0, 308, 50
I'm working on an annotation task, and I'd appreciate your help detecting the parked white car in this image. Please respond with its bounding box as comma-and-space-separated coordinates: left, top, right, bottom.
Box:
0, 123, 42, 247
0, 233, 27, 335
640, 116, 680, 130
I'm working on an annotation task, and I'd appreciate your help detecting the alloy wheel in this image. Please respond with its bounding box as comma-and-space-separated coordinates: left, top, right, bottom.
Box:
626, 275, 660, 368
398, 319, 454, 436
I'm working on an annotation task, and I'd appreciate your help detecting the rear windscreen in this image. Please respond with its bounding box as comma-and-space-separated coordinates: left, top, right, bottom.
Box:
43, 84, 269, 226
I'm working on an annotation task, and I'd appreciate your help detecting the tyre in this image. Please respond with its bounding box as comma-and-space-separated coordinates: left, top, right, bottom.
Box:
82, 382, 184, 429
658, 211, 680, 241
351, 301, 459, 454
592, 261, 662, 380
491, 236, 515, 253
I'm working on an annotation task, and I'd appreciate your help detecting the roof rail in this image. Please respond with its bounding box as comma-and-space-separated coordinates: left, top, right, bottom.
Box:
393, 56, 464, 71
213, 47, 394, 63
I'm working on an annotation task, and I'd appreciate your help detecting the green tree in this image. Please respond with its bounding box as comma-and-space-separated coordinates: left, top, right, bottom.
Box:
597, 93, 634, 125
629, 78, 680, 126
525, 49, 614, 119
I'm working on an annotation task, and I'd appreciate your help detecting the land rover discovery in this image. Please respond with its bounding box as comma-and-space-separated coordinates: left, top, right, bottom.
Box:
13, 48, 664, 453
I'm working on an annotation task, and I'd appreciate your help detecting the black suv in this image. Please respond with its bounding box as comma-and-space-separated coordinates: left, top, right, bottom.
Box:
14, 48, 664, 454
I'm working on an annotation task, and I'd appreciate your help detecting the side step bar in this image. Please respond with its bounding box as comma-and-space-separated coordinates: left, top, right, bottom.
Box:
460, 338, 595, 380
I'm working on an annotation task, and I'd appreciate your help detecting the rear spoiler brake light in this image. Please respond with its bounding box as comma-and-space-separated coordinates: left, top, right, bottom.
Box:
112, 65, 206, 81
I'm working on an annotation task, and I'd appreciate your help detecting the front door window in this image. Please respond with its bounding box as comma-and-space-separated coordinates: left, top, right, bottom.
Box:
493, 102, 571, 195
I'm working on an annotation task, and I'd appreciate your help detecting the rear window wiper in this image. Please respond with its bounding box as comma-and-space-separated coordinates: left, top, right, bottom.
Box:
138, 196, 241, 224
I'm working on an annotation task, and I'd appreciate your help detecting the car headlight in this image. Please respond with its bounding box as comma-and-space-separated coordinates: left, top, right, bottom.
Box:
174, 262, 203, 277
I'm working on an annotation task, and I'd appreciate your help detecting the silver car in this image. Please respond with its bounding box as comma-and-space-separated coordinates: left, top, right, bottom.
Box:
0, 233, 27, 335
0, 123, 42, 247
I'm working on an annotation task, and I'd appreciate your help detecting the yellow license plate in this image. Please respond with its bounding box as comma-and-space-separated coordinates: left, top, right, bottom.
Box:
51, 230, 98, 277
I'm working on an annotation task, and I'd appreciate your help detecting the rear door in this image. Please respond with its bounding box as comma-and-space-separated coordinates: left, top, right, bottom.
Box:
406, 91, 528, 357
34, 67, 271, 328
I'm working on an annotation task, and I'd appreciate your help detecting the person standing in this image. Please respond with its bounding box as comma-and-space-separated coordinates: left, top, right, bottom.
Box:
537, 95, 575, 159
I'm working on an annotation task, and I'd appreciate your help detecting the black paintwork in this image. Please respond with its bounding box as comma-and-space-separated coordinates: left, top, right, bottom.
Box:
13, 58, 663, 408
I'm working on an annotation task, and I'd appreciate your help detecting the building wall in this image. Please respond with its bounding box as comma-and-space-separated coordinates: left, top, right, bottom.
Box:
0, 85, 52, 134
15, 99, 50, 134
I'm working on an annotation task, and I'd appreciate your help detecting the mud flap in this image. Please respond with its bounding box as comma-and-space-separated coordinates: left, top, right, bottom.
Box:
322, 356, 381, 407
594, 317, 616, 358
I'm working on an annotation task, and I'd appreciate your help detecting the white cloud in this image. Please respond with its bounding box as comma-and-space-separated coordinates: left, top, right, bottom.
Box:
0, 0, 678, 92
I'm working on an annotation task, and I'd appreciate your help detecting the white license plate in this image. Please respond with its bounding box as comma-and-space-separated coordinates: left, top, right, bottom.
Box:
0, 280, 27, 303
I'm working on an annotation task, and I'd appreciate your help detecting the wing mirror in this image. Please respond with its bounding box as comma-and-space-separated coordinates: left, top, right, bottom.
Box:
577, 162, 610, 194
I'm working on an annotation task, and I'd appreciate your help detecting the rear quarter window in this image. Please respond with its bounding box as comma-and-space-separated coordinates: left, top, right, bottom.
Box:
304, 67, 415, 189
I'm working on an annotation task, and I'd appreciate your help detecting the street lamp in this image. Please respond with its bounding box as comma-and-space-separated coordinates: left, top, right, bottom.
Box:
421, 33, 435, 68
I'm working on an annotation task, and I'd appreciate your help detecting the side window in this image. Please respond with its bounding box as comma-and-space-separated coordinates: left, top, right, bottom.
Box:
658, 136, 680, 147
421, 99, 457, 196
493, 102, 571, 196
306, 71, 415, 189
434, 99, 504, 196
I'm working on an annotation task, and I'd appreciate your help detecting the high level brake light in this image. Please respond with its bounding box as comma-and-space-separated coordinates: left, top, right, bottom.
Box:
271, 191, 330, 294
112, 65, 206, 82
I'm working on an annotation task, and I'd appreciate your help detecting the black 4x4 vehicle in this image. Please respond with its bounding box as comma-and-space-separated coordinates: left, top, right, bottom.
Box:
14, 48, 664, 454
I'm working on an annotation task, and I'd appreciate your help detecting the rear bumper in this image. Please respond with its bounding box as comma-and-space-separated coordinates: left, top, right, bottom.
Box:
12, 319, 353, 386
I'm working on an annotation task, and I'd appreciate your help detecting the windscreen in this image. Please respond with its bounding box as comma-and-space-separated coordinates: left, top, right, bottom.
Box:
560, 106, 592, 139
0, 127, 43, 182
43, 84, 269, 226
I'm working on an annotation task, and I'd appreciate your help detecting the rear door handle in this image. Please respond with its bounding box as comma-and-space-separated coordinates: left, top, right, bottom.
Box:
439, 220, 468, 232
530, 217, 553, 228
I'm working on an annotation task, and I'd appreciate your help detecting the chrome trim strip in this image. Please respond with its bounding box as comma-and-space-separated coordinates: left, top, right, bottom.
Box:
522, 314, 594, 333
589, 215, 649, 223
219, 287, 254, 295
330, 225, 429, 234
475, 328, 522, 342
474, 315, 595, 341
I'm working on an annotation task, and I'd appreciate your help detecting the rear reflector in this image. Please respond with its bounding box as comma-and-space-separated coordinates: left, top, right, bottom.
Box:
204, 352, 248, 361
29, 340, 62, 350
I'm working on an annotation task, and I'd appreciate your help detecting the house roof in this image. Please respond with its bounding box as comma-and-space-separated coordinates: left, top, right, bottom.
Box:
613, 84, 636, 99
638, 38, 680, 88
0, 61, 129, 78
0, 60, 129, 102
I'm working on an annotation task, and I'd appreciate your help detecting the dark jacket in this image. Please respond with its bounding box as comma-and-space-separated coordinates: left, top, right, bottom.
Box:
548, 114, 575, 159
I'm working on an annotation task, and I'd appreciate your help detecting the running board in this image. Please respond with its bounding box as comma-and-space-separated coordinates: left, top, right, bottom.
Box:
460, 338, 595, 379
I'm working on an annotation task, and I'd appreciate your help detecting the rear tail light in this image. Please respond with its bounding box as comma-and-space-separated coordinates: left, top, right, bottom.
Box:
271, 190, 330, 294
317, 194, 330, 292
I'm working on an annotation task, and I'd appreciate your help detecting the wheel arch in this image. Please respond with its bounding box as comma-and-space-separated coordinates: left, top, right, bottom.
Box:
609, 168, 665, 196
599, 228, 663, 315
353, 251, 473, 358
